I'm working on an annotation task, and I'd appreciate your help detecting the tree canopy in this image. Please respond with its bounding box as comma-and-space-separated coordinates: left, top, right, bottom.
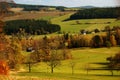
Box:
69, 7, 119, 20
3, 19, 61, 35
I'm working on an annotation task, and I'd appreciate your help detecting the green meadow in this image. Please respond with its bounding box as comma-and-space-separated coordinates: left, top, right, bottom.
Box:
4, 12, 120, 33
13, 47, 120, 80
51, 13, 120, 33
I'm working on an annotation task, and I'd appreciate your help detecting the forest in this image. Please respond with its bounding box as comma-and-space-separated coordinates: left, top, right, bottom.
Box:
69, 7, 119, 20
3, 19, 61, 35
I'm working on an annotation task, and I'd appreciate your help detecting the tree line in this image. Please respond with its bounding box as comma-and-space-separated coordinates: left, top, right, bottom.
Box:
9, 3, 66, 11
65, 26, 120, 48
69, 7, 119, 20
3, 19, 61, 35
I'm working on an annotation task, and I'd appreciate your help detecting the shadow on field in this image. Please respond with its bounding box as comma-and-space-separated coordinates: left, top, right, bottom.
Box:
16, 72, 94, 80
67, 76, 92, 80
15, 72, 120, 80
87, 74, 120, 77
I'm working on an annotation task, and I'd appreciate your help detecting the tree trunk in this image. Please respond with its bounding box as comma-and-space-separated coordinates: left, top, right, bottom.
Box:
110, 70, 113, 76
72, 67, 74, 75
51, 66, 54, 73
87, 69, 89, 75
28, 62, 31, 73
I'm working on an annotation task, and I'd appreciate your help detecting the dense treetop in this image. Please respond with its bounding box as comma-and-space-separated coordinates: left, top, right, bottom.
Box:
3, 19, 61, 35
69, 7, 119, 20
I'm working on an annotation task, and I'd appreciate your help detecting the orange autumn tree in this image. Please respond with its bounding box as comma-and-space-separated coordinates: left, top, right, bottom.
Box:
0, 2, 10, 75
0, 60, 9, 75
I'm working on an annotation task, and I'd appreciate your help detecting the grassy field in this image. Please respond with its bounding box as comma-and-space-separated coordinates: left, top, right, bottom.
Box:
10, 47, 120, 80
3, 11, 72, 21
4, 11, 120, 33
51, 14, 120, 33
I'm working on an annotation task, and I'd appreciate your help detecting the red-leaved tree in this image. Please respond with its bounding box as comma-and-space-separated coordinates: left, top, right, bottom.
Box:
0, 60, 9, 75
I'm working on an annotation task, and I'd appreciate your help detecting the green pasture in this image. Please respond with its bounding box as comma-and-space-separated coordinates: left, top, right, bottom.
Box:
15, 47, 120, 80
4, 12, 120, 33
51, 13, 120, 33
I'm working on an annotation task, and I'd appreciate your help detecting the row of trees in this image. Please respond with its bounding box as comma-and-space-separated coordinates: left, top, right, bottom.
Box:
64, 26, 120, 48
7, 26, 120, 51
69, 7, 119, 20
9, 3, 66, 11
3, 19, 61, 35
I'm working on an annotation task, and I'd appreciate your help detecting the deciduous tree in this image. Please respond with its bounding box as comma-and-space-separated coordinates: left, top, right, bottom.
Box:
47, 49, 61, 73
0, 60, 9, 75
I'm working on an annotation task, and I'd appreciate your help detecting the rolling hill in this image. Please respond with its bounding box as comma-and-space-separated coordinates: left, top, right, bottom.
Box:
0, 0, 15, 3
73, 6, 96, 9
8, 3, 66, 11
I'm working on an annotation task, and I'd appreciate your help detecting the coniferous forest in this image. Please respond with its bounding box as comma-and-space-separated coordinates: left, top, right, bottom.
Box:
69, 8, 119, 20
4, 19, 61, 35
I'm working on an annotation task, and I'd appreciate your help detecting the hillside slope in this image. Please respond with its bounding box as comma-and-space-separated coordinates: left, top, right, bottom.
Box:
51, 13, 120, 32
0, 0, 15, 3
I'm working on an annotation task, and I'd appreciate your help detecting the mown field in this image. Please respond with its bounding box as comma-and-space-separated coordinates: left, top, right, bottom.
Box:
3, 11, 73, 21
8, 47, 120, 80
51, 14, 120, 33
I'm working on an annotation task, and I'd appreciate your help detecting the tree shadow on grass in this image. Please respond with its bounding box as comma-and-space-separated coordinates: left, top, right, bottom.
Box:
16, 72, 94, 80
87, 74, 120, 77
16, 72, 120, 80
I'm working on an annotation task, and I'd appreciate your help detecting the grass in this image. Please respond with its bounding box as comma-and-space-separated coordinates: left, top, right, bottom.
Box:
11, 47, 120, 80
109, 20, 120, 27
51, 13, 119, 33
4, 11, 120, 33
38, 16, 55, 21
16, 72, 120, 80
3, 11, 72, 21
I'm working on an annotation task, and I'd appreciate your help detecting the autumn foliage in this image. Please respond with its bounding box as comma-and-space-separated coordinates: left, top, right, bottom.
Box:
0, 60, 9, 75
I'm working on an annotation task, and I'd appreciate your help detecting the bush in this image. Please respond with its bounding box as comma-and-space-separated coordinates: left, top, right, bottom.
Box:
106, 41, 112, 48
94, 29, 100, 33
0, 60, 9, 75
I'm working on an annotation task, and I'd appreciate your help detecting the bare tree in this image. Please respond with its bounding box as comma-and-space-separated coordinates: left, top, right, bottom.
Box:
47, 49, 61, 73
69, 60, 76, 75
24, 54, 36, 73
84, 63, 91, 75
